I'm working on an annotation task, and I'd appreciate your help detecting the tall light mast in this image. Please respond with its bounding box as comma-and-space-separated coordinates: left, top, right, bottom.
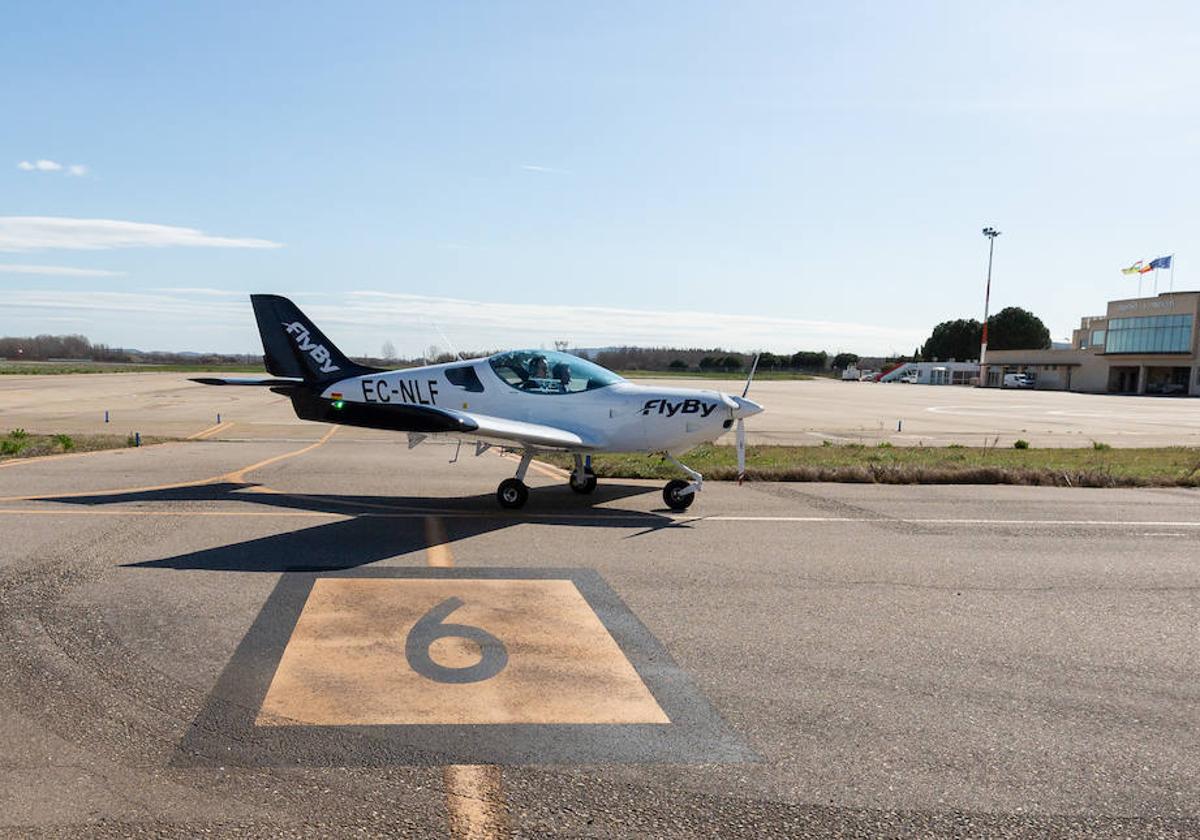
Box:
979, 226, 1001, 386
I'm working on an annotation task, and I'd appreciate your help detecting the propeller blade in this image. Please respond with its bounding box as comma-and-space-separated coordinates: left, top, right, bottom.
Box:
742, 353, 761, 398
736, 417, 746, 484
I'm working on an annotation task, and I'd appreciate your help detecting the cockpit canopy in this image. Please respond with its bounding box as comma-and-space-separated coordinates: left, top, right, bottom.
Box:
487, 350, 624, 394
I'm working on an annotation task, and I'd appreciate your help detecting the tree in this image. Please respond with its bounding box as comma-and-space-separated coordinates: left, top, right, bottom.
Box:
832, 352, 860, 370
756, 352, 781, 370
920, 319, 982, 361
698, 356, 718, 370
720, 355, 743, 371
668, 359, 688, 370
381, 340, 397, 361
987, 306, 1051, 351
790, 350, 828, 370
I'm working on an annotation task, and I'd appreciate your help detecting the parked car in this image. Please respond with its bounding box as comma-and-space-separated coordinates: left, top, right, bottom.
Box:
899, 372, 919, 384
1003, 373, 1033, 389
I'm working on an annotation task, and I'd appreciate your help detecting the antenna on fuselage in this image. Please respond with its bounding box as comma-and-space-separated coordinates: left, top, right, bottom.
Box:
423, 319, 466, 361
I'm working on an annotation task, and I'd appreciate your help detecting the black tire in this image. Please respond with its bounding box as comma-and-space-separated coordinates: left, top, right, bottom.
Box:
663, 479, 695, 511
497, 478, 529, 509
569, 468, 598, 494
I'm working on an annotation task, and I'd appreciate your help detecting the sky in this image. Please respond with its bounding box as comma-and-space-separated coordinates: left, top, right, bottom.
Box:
2, 1, 1198, 357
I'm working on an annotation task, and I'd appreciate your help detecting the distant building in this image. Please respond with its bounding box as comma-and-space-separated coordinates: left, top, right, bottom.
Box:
985, 291, 1200, 395
878, 360, 979, 384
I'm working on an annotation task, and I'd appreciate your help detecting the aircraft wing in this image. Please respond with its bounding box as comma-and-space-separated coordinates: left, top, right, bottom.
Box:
448, 410, 594, 450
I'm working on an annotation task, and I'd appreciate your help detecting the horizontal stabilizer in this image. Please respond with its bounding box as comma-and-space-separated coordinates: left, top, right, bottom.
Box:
190, 377, 304, 387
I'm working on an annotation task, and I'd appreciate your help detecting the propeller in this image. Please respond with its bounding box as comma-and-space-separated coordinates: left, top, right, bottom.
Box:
736, 353, 761, 484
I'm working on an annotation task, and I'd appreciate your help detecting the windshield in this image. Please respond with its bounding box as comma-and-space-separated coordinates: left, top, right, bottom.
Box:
487, 350, 623, 394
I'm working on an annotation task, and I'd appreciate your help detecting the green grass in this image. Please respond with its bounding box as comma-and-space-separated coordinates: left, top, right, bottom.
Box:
0, 429, 171, 461
544, 444, 1200, 488
0, 361, 266, 375
618, 369, 816, 381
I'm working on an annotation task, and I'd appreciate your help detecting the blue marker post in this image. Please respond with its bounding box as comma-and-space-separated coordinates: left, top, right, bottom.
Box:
104, 410, 109, 423
134, 432, 141, 447
217, 413, 221, 424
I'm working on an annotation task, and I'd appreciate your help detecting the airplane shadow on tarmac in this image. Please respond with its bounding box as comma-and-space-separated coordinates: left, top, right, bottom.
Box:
45, 481, 686, 573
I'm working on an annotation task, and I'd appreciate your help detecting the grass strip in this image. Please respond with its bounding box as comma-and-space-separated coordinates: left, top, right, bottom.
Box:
544, 444, 1200, 488
0, 430, 172, 462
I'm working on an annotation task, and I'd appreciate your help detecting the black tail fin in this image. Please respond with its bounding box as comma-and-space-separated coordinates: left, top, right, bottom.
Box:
250, 294, 379, 382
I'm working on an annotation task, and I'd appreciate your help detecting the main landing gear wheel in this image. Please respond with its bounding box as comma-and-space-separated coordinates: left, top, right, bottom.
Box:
569, 468, 597, 494
497, 478, 529, 509
663, 479, 695, 511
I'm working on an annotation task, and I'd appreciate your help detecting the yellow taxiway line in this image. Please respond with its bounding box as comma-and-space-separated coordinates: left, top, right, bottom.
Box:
187, 420, 235, 440
0, 425, 340, 503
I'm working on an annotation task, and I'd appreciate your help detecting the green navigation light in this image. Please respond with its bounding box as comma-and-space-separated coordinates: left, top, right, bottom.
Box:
332, 400, 345, 410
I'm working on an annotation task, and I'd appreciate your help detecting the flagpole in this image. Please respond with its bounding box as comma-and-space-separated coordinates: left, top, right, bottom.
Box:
1170, 254, 1175, 292
1138, 271, 1143, 298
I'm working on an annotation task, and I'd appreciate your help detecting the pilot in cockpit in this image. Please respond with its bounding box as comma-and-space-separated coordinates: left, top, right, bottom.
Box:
521, 355, 551, 391
551, 362, 571, 392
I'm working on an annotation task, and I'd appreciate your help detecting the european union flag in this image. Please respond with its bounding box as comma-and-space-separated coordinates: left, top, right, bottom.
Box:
1148, 255, 1173, 270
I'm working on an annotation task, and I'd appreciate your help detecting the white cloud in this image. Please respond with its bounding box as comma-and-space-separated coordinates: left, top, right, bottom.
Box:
519, 164, 572, 175
334, 291, 924, 356
4, 290, 247, 319
17, 159, 63, 172
2, 289, 923, 356
0, 217, 283, 252
147, 286, 248, 296
67, 164, 88, 176
0, 263, 125, 277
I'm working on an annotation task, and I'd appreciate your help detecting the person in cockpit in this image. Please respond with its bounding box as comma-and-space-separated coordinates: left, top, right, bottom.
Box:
521, 355, 551, 391
551, 362, 571, 392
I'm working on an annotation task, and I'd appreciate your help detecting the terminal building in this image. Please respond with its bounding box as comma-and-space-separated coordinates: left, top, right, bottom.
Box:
985, 291, 1200, 395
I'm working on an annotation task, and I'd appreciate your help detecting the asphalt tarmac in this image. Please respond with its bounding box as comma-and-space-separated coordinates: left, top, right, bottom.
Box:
1, 428, 1198, 838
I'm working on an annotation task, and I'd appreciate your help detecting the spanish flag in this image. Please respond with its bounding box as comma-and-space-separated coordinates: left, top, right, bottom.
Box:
1121, 260, 1143, 275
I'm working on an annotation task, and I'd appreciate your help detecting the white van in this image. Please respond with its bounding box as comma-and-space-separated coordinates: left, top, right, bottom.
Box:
1003, 373, 1033, 389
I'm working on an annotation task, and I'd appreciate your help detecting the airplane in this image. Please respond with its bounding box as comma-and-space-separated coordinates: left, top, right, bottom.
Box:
194, 295, 764, 511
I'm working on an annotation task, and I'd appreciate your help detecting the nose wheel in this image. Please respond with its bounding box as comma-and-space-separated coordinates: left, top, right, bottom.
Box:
662, 454, 702, 511
662, 478, 695, 511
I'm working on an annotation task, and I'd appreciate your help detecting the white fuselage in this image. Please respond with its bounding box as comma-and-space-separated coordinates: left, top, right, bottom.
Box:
318, 358, 755, 454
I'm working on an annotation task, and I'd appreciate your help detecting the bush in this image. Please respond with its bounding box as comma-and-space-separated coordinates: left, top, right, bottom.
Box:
1, 439, 26, 455
54, 433, 75, 451
668, 359, 688, 370
9, 428, 28, 440
1013, 439, 1030, 450
1092, 441, 1111, 451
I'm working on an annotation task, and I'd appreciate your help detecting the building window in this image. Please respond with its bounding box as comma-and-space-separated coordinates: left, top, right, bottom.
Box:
1091, 329, 1105, 346
1105, 314, 1193, 354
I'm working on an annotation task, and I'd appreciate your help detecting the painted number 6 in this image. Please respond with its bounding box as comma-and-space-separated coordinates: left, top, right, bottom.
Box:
404, 597, 509, 684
